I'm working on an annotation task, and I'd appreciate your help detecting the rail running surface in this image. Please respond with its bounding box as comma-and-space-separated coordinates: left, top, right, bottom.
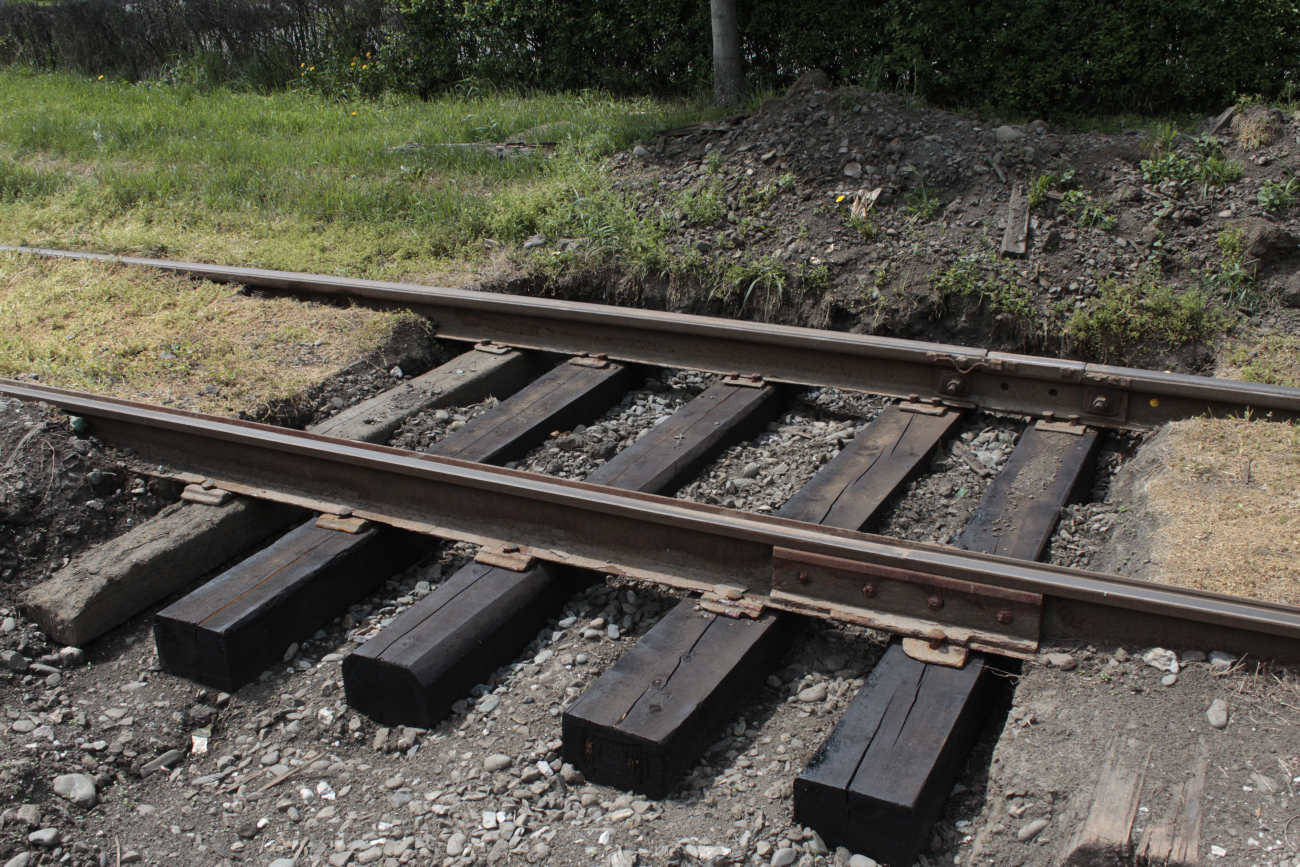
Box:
3, 378, 1299, 661
5, 244, 1300, 429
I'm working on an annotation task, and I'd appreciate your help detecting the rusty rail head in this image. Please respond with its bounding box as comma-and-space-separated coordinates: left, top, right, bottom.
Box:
6, 245, 1300, 429
4, 377, 1300, 661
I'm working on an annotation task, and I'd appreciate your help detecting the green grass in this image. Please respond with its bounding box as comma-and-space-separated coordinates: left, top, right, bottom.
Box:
1066, 268, 1229, 363
0, 69, 721, 278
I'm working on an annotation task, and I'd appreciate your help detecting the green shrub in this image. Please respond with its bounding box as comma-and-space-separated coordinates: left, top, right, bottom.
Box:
1066, 269, 1229, 362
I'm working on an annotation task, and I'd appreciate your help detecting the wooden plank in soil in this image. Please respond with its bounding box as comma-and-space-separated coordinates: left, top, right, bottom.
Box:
777, 403, 962, 529
1059, 735, 1151, 867
957, 424, 1100, 561
584, 379, 784, 494
562, 402, 960, 797
1001, 183, 1031, 258
344, 378, 786, 729
793, 640, 998, 867
309, 347, 542, 443
433, 358, 638, 465
153, 521, 435, 690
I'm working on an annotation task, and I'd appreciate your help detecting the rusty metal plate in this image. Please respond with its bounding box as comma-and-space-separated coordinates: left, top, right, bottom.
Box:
772, 547, 1041, 651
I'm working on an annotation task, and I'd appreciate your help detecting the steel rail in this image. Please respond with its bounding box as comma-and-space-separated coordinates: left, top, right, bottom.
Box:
5, 245, 1300, 429
3, 378, 1299, 661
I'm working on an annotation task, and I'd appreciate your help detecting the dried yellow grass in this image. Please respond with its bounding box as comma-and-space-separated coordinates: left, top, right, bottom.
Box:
1231, 107, 1278, 150
1139, 416, 1300, 605
0, 253, 410, 416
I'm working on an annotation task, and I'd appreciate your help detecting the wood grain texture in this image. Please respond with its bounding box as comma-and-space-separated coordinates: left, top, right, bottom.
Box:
1059, 736, 1151, 866
794, 641, 997, 867
563, 601, 793, 798
433, 359, 637, 465
957, 425, 1100, 560
585, 380, 784, 495
778, 404, 961, 530
310, 348, 541, 443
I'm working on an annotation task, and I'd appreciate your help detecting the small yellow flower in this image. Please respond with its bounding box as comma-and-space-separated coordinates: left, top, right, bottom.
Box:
351, 112, 357, 116
366, 52, 371, 58
309, 66, 315, 71
361, 65, 368, 70
97, 75, 104, 80
351, 61, 356, 66
836, 195, 845, 202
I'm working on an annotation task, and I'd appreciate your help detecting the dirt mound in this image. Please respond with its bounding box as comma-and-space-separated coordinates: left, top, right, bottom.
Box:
597, 88, 1300, 368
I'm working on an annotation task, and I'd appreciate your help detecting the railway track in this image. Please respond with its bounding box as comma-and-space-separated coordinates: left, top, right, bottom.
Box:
3, 246, 1299, 866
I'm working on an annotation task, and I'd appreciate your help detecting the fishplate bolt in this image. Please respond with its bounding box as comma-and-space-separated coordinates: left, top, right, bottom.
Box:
861, 582, 877, 598
943, 377, 965, 396
927, 595, 945, 611
997, 610, 1015, 624
1090, 395, 1110, 414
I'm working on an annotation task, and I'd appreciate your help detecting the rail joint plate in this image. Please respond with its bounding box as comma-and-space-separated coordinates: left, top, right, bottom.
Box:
771, 547, 1041, 655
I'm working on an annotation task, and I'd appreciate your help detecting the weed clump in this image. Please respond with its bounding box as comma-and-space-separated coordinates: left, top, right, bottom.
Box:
1066, 268, 1229, 363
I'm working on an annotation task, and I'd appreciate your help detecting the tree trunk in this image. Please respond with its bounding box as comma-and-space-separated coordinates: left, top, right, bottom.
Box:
710, 0, 742, 107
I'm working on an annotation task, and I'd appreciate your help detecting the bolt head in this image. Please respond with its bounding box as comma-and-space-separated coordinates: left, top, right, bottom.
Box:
861, 582, 877, 598
997, 609, 1014, 624
944, 378, 964, 395
927, 596, 944, 611
797, 570, 811, 586
1091, 395, 1110, 413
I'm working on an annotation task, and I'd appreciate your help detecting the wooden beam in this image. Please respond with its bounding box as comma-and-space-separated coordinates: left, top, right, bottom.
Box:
153, 522, 435, 690
1059, 736, 1152, 866
957, 423, 1100, 560
22, 498, 303, 647
309, 347, 542, 443
564, 401, 962, 798
434, 358, 637, 465
779, 404, 961, 530
345, 377, 783, 730
793, 640, 998, 867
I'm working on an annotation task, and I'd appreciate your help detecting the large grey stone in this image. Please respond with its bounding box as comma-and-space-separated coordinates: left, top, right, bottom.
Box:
52, 773, 98, 809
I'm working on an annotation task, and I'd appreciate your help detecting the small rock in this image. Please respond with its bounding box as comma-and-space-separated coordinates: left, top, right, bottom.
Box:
1143, 648, 1179, 673
797, 683, 828, 702
142, 749, 183, 776
1, 650, 29, 672
269, 860, 296, 867
446, 833, 468, 857
120, 854, 142, 865
842, 162, 862, 179
632, 144, 651, 160
1161, 673, 1178, 687
523, 233, 548, 250
15, 805, 40, 827
58, 646, 85, 667
807, 832, 829, 856
28, 829, 60, 847
484, 754, 513, 773
1027, 119, 1050, 134
1207, 698, 1229, 729
5, 853, 32, 867
0, 617, 15, 634
1180, 650, 1207, 663
771, 848, 799, 867
52, 773, 98, 809
1043, 652, 1076, 670
822, 655, 847, 672
1018, 819, 1050, 842
995, 125, 1027, 143
1208, 651, 1237, 670
848, 856, 879, 867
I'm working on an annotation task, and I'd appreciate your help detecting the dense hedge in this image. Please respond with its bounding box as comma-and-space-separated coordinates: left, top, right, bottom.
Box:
2, 0, 1298, 114
0, 0, 386, 90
